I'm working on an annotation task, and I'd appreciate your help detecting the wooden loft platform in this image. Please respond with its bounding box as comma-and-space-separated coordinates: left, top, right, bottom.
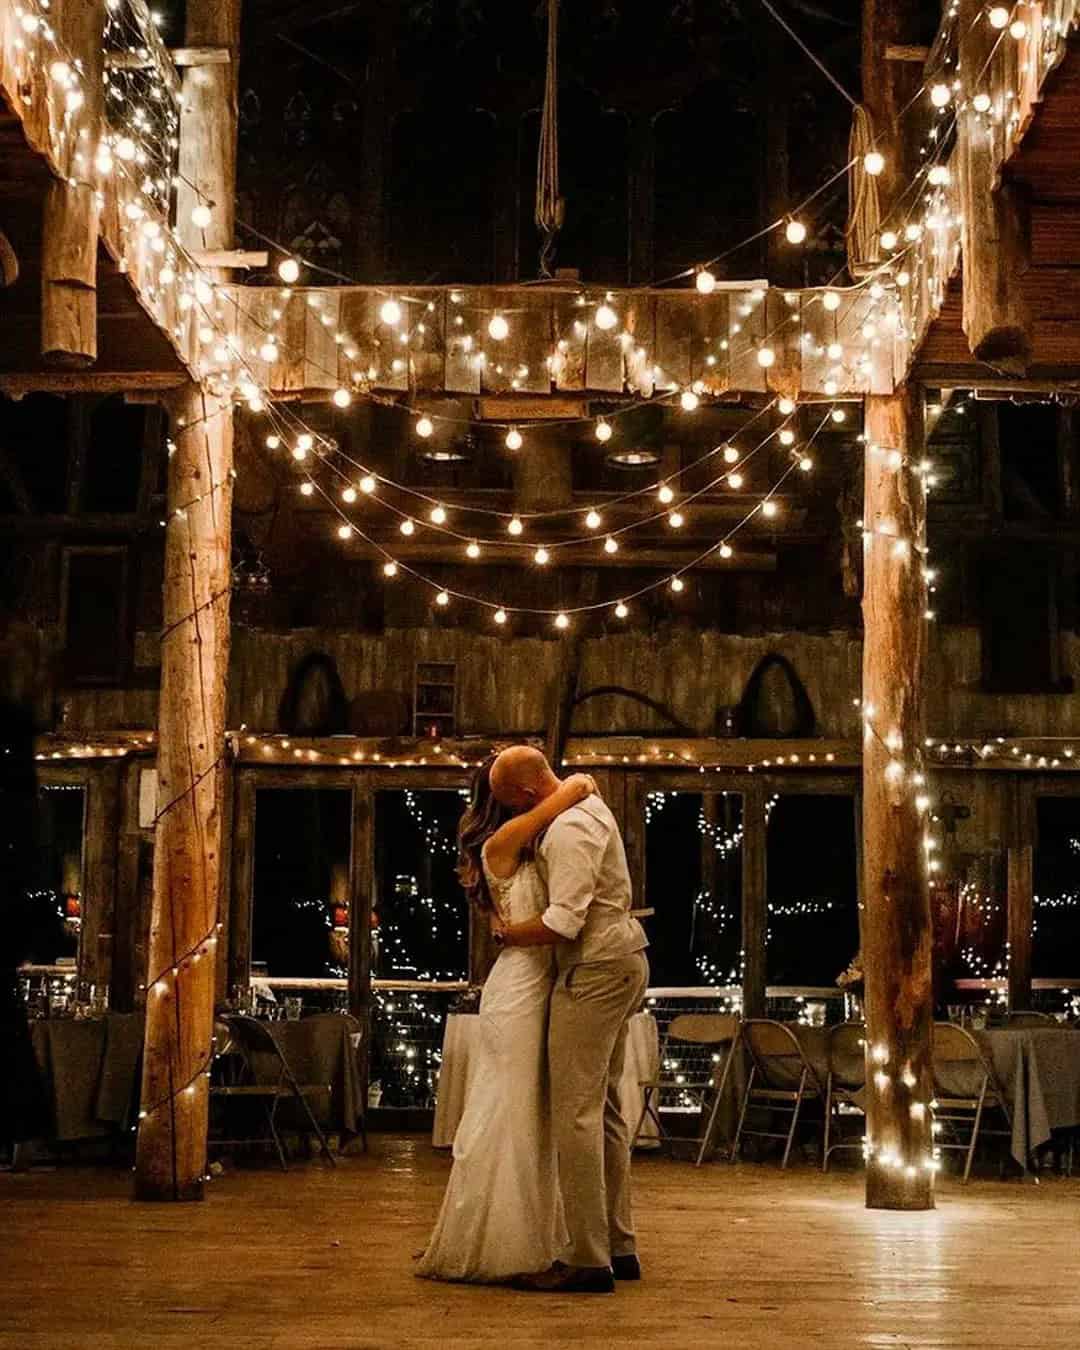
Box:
2, 2, 1079, 408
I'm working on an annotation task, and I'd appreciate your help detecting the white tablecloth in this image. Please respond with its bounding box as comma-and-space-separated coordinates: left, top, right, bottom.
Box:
432, 1010, 660, 1149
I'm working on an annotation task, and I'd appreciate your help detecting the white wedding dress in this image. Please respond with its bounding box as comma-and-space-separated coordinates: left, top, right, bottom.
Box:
416, 855, 568, 1282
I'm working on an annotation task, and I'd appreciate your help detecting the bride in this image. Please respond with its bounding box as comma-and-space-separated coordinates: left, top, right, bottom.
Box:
416, 760, 597, 1283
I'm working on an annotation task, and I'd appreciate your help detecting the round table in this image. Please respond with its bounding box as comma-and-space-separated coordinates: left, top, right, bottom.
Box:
432, 1010, 660, 1148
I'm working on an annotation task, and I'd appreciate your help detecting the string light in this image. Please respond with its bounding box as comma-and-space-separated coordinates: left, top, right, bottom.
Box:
487, 314, 509, 341
505, 428, 523, 451
864, 151, 885, 176
595, 419, 613, 442
594, 303, 617, 331
695, 269, 717, 294
277, 257, 300, 283
379, 298, 402, 325
785, 219, 807, 244
415, 416, 434, 438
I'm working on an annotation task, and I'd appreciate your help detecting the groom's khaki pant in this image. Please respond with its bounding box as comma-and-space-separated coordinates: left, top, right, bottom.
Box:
549, 950, 650, 1270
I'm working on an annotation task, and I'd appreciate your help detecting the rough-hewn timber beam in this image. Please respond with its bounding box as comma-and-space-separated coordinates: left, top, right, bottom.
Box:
955, 0, 1032, 373
41, 0, 105, 367
861, 387, 934, 1211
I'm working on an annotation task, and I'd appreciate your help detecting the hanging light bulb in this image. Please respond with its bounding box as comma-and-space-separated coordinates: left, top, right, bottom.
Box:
416, 415, 434, 438
988, 5, 1009, 27
379, 298, 402, 325
342, 486, 357, 504
928, 165, 950, 186
429, 505, 447, 525
435, 590, 450, 607
757, 347, 776, 368
534, 547, 550, 565
680, 389, 700, 412
762, 500, 778, 518
277, 257, 300, 284
554, 613, 569, 630
615, 601, 629, 618
604, 536, 618, 554
116, 136, 137, 161
880, 229, 898, 250
360, 475, 376, 494
670, 576, 685, 593
400, 518, 415, 536
585, 509, 602, 529
382, 561, 398, 577
300, 482, 314, 497
265, 434, 281, 450
337, 524, 352, 539
827, 341, 843, 360
488, 313, 509, 340
719, 543, 733, 559
505, 427, 523, 451
727, 472, 744, 490
259, 339, 279, 363
190, 203, 213, 229
973, 92, 992, 112
668, 511, 685, 528
1009, 18, 1027, 38
494, 608, 508, 625
696, 268, 717, 295
595, 419, 613, 443
930, 83, 951, 108
785, 219, 807, 244
800, 455, 813, 472
779, 428, 796, 446
333, 388, 351, 409
723, 444, 739, 464
508, 517, 524, 536
831, 408, 847, 423
595, 303, 618, 331
466, 541, 481, 559
658, 483, 674, 504
823, 291, 841, 312
864, 151, 885, 175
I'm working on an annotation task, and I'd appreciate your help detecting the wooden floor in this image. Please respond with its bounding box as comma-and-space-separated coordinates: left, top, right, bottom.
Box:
3, 1138, 1079, 1349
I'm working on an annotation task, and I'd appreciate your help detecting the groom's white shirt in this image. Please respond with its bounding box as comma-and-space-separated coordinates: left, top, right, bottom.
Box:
537, 794, 648, 969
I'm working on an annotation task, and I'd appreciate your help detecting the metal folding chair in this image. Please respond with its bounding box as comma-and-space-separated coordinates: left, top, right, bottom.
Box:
932, 1022, 1011, 1183
632, 1013, 740, 1165
210, 1014, 336, 1169
732, 1019, 824, 1169
822, 1021, 866, 1171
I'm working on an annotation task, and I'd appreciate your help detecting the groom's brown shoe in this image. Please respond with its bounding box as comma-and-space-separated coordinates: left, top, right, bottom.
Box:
612, 1254, 641, 1281
510, 1264, 615, 1294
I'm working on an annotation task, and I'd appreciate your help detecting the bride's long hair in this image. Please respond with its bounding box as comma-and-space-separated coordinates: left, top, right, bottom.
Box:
457, 755, 511, 912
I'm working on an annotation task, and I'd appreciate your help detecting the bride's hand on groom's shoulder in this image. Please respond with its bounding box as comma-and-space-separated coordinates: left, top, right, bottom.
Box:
565, 772, 598, 802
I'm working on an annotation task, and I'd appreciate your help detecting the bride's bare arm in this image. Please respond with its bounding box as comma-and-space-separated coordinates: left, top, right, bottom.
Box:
482, 774, 596, 880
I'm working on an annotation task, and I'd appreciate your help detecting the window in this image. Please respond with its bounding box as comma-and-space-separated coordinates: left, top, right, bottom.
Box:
999, 402, 1062, 519
251, 788, 352, 980
62, 547, 129, 684
1034, 798, 1080, 979
979, 546, 1061, 693
765, 794, 858, 987
373, 790, 470, 982
83, 397, 147, 513
20, 784, 85, 966
644, 790, 743, 987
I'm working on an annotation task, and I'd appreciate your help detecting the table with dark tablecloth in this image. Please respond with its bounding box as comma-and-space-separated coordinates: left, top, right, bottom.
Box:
219, 1013, 365, 1139
28, 1014, 143, 1143
973, 1027, 1080, 1166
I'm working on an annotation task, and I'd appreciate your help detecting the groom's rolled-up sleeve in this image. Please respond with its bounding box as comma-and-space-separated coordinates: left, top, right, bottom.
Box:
539, 811, 605, 940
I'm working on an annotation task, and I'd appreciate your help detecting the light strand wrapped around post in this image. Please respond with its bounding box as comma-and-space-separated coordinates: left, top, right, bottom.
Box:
860, 387, 936, 1211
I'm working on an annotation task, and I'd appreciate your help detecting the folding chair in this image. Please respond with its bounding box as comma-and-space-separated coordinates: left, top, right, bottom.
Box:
632, 1014, 740, 1165
823, 1022, 866, 1172
210, 1014, 336, 1169
732, 1020, 824, 1169
932, 1022, 1011, 1183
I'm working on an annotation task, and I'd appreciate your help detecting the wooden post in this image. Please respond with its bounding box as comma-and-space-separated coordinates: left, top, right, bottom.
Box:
41, 0, 105, 366
741, 779, 767, 1019
134, 383, 234, 1200
176, 0, 241, 260
1006, 846, 1034, 1011
861, 388, 934, 1211
955, 0, 1031, 373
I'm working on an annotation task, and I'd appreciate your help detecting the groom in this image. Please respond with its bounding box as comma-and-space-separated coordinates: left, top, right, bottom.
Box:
488, 746, 649, 1294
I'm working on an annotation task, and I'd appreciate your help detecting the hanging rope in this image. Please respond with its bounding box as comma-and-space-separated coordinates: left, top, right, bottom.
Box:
535, 0, 564, 278
845, 104, 882, 277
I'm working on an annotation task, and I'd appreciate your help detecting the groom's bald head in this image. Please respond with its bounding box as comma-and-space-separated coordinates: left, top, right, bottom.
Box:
489, 745, 560, 810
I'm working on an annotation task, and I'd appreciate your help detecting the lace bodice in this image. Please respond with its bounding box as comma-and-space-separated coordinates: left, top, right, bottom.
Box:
481, 853, 548, 926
